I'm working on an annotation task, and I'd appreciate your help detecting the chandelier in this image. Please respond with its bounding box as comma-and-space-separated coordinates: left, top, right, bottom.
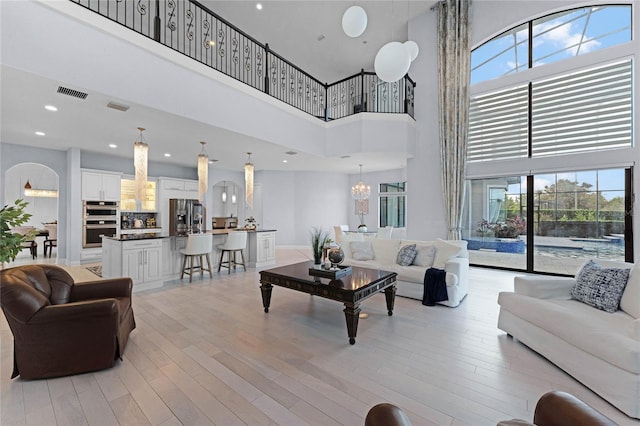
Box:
351, 164, 371, 200
197, 141, 208, 202
133, 127, 148, 203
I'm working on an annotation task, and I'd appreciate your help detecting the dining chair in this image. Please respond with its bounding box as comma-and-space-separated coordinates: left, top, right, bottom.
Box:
12, 226, 37, 259
44, 223, 58, 258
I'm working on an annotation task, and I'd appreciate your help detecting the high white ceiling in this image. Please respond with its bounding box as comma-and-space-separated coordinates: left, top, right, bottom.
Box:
1, 1, 434, 173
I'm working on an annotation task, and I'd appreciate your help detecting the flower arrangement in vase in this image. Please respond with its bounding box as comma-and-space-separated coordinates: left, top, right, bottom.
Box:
244, 216, 258, 230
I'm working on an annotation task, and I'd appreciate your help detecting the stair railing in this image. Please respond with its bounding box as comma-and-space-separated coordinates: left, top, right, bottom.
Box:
70, 0, 416, 121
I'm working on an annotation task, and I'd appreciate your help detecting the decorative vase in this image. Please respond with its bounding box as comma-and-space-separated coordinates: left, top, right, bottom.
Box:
358, 224, 367, 232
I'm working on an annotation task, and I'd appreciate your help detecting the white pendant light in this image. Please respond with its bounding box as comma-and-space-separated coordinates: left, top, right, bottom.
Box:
197, 141, 208, 202
133, 127, 148, 203
374, 42, 411, 83
244, 152, 254, 208
222, 180, 228, 203
231, 185, 237, 204
404, 40, 419, 62
342, 5, 367, 38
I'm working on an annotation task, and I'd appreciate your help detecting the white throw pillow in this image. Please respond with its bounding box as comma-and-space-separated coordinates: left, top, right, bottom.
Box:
621, 262, 640, 318
433, 239, 464, 269
370, 239, 402, 264
350, 241, 374, 261
413, 245, 436, 267
341, 232, 364, 258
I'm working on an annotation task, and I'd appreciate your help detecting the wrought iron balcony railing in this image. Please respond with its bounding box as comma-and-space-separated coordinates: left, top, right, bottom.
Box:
69, 0, 415, 121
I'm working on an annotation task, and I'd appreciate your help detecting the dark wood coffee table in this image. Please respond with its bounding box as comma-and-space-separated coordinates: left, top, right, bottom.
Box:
259, 261, 397, 344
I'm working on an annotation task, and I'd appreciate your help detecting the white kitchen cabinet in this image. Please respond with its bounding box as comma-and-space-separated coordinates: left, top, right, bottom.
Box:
248, 231, 276, 268
162, 236, 187, 276
82, 170, 121, 201
102, 238, 163, 291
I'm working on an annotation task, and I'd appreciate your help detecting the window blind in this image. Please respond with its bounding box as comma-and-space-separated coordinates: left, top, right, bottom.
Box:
531, 60, 632, 156
468, 85, 529, 162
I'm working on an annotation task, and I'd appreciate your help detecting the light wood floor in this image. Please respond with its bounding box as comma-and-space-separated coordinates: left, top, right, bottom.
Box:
1, 249, 637, 425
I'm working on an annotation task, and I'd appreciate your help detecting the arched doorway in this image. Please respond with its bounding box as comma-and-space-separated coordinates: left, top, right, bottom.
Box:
4, 163, 60, 263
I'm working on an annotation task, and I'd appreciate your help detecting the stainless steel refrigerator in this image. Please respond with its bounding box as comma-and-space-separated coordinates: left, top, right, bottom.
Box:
169, 199, 206, 235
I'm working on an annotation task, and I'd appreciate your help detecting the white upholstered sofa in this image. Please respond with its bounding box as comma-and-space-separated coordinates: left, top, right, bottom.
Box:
498, 260, 640, 419
336, 233, 470, 307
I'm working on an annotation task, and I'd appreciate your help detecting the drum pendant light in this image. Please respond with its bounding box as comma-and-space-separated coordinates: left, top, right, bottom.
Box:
197, 141, 208, 202
133, 127, 148, 203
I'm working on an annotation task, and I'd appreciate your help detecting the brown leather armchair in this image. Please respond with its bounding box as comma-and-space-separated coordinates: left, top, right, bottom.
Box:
0, 264, 136, 380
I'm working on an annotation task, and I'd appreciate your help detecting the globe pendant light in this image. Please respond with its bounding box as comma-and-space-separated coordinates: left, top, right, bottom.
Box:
133, 127, 148, 203
197, 141, 208, 202
342, 5, 367, 38
404, 40, 419, 62
374, 42, 411, 83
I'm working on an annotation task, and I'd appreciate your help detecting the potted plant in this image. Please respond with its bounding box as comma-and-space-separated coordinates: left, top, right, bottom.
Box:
310, 226, 329, 267
0, 199, 34, 267
491, 215, 526, 239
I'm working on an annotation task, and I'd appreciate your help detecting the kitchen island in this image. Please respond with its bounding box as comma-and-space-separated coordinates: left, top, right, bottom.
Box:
102, 229, 276, 290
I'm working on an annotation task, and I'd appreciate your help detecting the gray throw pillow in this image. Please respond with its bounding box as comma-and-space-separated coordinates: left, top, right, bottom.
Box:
572, 260, 630, 313
350, 241, 374, 261
396, 244, 417, 266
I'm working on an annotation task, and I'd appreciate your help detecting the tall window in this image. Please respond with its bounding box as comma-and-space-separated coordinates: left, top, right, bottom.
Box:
471, 5, 632, 85
466, 4, 634, 273
380, 182, 406, 228
469, 60, 633, 162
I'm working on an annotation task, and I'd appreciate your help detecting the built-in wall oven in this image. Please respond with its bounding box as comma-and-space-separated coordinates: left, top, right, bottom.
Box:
83, 201, 119, 248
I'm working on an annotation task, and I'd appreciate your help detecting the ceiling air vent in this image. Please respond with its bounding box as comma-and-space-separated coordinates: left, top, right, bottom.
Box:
107, 101, 130, 112
57, 86, 88, 99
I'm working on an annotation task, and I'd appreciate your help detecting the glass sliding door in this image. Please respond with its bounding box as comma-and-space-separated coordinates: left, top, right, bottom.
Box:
463, 167, 630, 274
533, 169, 626, 274
462, 176, 527, 270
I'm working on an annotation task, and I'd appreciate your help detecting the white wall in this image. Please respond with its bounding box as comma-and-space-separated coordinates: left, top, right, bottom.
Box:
407, 10, 447, 241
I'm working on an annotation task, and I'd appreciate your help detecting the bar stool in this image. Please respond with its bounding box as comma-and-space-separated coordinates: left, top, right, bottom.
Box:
180, 233, 213, 282
217, 231, 247, 274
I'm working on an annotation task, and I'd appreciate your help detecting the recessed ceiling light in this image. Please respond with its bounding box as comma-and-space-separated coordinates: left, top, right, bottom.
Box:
164, 153, 171, 157
256, 3, 262, 10
108, 144, 117, 148
35, 131, 45, 136
44, 105, 58, 111
282, 159, 288, 163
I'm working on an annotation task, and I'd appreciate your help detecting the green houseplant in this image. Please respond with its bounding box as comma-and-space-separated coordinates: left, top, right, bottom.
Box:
0, 199, 34, 265
310, 226, 329, 266
491, 215, 526, 239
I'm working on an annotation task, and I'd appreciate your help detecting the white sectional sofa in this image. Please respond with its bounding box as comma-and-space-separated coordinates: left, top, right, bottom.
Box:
498, 260, 640, 419
336, 234, 470, 307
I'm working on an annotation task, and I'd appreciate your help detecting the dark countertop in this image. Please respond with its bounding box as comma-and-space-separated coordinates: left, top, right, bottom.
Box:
104, 229, 277, 242
104, 233, 167, 241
